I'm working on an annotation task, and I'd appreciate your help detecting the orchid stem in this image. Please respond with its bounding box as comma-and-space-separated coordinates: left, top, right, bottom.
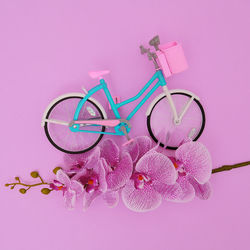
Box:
6, 182, 49, 188
38, 175, 45, 184
212, 161, 250, 174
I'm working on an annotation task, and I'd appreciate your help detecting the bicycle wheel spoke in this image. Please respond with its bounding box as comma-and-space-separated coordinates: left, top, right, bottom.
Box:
44, 96, 105, 154
147, 93, 205, 149
178, 97, 194, 120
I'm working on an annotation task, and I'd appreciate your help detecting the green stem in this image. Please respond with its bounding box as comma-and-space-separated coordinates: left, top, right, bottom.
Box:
38, 175, 45, 184
212, 161, 250, 174
6, 181, 50, 188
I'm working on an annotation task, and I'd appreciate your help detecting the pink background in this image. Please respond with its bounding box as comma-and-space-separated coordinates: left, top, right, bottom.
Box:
1, 1, 250, 250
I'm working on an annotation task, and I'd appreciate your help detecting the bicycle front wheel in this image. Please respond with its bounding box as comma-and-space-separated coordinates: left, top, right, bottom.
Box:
147, 92, 205, 150
44, 95, 106, 154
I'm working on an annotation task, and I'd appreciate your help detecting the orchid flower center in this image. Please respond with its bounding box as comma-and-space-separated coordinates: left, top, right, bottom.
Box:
77, 169, 99, 193
84, 176, 99, 193
170, 158, 187, 176
50, 180, 67, 192
133, 173, 152, 189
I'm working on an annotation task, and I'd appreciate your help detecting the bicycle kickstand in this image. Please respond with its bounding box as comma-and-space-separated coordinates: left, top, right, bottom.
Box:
120, 126, 134, 146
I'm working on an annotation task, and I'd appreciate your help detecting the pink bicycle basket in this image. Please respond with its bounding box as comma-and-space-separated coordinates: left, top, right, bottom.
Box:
156, 41, 188, 78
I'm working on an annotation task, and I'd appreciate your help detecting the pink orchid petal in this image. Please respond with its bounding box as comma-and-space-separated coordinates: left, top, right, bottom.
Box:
70, 180, 84, 196
124, 136, 153, 163
189, 176, 212, 200
56, 169, 71, 187
101, 157, 113, 173
100, 139, 119, 167
82, 190, 101, 211
136, 136, 153, 160
85, 147, 101, 170
64, 152, 90, 167
106, 153, 133, 190
123, 139, 139, 163
53, 180, 63, 186
71, 168, 88, 182
173, 176, 195, 202
154, 182, 182, 200
121, 179, 162, 212
97, 158, 108, 192
176, 141, 212, 184
156, 175, 195, 202
103, 191, 119, 208
136, 152, 177, 185
64, 189, 76, 210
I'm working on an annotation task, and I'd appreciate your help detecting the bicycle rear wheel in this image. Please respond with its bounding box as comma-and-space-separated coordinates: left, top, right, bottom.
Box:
44, 95, 105, 154
147, 92, 205, 150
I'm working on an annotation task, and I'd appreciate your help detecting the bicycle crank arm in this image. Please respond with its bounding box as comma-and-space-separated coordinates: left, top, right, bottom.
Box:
73, 119, 131, 128
43, 119, 70, 126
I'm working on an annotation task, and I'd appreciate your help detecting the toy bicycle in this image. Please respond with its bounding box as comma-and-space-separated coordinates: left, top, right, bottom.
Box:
41, 36, 205, 154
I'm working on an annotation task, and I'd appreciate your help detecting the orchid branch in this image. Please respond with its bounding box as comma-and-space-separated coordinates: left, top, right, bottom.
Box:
5, 171, 52, 194
212, 161, 250, 174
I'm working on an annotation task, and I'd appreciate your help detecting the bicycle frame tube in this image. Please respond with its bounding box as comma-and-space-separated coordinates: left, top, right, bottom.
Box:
116, 70, 168, 120
74, 70, 169, 122
73, 79, 120, 120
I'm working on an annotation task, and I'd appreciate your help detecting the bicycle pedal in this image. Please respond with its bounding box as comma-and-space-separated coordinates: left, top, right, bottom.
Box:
119, 125, 131, 141
122, 139, 134, 146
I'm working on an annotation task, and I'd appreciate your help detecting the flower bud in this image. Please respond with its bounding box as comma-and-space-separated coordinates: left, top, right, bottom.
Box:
19, 188, 26, 194
30, 171, 39, 178
53, 167, 62, 175
41, 188, 51, 195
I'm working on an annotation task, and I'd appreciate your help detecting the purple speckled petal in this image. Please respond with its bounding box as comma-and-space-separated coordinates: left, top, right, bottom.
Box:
136, 136, 153, 160
136, 152, 177, 185
56, 169, 71, 187
106, 152, 133, 190
71, 168, 88, 182
102, 157, 112, 174
64, 189, 76, 210
82, 190, 101, 211
70, 180, 84, 196
121, 179, 162, 212
173, 176, 195, 202
103, 190, 119, 207
97, 158, 108, 192
124, 136, 153, 163
85, 147, 101, 170
100, 139, 119, 167
123, 139, 139, 163
64, 152, 90, 167
154, 182, 182, 200
155, 175, 195, 202
176, 141, 212, 184
189, 176, 212, 200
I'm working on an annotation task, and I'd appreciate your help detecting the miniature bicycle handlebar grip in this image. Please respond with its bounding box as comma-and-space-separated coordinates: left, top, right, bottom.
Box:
156, 41, 188, 78
149, 35, 160, 51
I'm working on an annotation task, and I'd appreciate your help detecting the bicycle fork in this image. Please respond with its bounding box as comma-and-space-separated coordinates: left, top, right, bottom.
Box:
162, 85, 194, 125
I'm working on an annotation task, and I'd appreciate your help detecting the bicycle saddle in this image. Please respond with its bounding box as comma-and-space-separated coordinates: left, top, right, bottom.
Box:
88, 70, 110, 79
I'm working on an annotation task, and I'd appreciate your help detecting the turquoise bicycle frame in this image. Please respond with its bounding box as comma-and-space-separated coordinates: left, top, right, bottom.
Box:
71, 70, 167, 135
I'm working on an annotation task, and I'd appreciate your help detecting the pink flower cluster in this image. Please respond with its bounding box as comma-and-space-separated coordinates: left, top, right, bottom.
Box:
51, 136, 212, 212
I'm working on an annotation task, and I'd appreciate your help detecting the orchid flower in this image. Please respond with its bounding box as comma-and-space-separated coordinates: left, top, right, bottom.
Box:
162, 140, 212, 202
71, 147, 107, 211
121, 150, 177, 212
99, 139, 133, 207
50, 169, 84, 209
